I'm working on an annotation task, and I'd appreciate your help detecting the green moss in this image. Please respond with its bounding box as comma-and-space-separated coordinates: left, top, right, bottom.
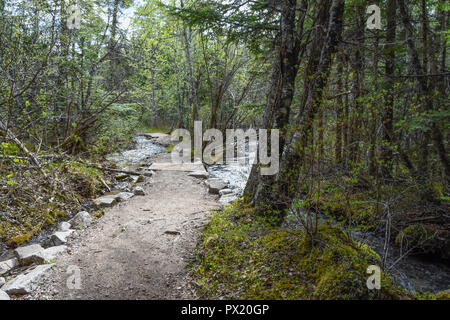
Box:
193, 199, 406, 300
92, 210, 105, 220
314, 187, 378, 229
0, 159, 111, 248
436, 290, 450, 300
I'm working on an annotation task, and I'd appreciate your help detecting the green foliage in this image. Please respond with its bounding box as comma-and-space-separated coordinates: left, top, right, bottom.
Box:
90, 103, 142, 157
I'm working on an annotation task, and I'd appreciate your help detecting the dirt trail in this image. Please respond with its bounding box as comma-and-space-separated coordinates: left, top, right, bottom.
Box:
24, 153, 218, 300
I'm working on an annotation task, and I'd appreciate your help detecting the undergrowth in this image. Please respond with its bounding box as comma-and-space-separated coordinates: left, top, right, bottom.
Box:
0, 155, 113, 247
193, 199, 410, 300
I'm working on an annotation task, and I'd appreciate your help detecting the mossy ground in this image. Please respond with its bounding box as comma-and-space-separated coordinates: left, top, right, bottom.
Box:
0, 157, 113, 248
193, 199, 409, 300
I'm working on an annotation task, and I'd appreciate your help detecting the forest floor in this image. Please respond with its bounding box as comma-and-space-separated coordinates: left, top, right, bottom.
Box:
18, 152, 219, 300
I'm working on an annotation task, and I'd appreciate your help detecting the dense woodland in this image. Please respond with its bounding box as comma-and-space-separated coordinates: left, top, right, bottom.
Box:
0, 0, 449, 299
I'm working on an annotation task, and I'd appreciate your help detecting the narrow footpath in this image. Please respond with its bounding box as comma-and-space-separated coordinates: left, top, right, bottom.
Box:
23, 152, 219, 300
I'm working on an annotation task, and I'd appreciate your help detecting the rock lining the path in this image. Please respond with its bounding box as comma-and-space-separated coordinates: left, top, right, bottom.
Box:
133, 187, 146, 196
219, 189, 233, 196
1, 264, 55, 295
51, 230, 75, 246
14, 244, 46, 266
117, 192, 135, 201
70, 211, 93, 229
0, 258, 18, 276
0, 289, 9, 300
58, 222, 71, 232
94, 195, 120, 208
206, 178, 228, 194
219, 194, 238, 205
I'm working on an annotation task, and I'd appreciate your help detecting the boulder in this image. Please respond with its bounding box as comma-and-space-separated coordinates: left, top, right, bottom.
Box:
117, 192, 135, 202
2, 264, 55, 295
0, 277, 5, 286
93, 195, 120, 208
133, 187, 146, 196
219, 189, 233, 196
188, 171, 210, 179
0, 290, 9, 300
41, 246, 68, 262
0, 258, 18, 276
219, 194, 238, 205
58, 221, 71, 232
70, 211, 92, 229
14, 244, 46, 266
51, 230, 74, 246
206, 178, 228, 194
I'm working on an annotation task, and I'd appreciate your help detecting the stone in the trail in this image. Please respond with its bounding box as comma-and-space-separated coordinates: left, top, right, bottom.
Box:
219, 194, 238, 205
133, 187, 146, 196
219, 189, 233, 196
41, 246, 67, 262
94, 195, 120, 208
58, 221, 71, 232
0, 277, 5, 286
116, 192, 135, 202
0, 290, 9, 300
206, 178, 228, 194
14, 244, 46, 266
0, 258, 18, 276
70, 211, 93, 229
2, 264, 55, 295
188, 171, 210, 179
51, 230, 74, 246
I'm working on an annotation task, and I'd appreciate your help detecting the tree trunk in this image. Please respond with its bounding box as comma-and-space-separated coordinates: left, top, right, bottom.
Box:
180, 0, 199, 125
247, 0, 345, 223
398, 0, 450, 187
245, 0, 305, 201
381, 0, 396, 177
